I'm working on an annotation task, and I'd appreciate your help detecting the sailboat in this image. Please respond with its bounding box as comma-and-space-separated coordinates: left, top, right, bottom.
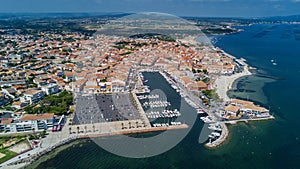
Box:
271, 59, 277, 66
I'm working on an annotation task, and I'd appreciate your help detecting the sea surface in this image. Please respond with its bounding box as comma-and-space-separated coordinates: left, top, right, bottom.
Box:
28, 24, 300, 169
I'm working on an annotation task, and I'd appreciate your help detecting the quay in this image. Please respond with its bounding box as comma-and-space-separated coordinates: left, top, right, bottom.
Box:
205, 123, 228, 148
203, 115, 275, 148
131, 92, 151, 128
1, 119, 188, 168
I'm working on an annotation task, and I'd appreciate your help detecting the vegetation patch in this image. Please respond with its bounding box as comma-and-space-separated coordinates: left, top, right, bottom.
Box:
0, 149, 18, 164
25, 91, 73, 115
203, 89, 220, 101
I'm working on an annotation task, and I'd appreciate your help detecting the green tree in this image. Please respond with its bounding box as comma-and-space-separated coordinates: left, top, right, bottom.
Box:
192, 68, 196, 73
77, 126, 80, 134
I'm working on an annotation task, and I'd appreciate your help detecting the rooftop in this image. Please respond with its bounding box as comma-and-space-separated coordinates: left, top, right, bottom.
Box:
0, 118, 13, 125
224, 104, 240, 113
20, 113, 54, 121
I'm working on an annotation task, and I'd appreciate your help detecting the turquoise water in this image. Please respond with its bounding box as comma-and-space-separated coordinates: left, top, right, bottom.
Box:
216, 24, 300, 168
29, 24, 300, 169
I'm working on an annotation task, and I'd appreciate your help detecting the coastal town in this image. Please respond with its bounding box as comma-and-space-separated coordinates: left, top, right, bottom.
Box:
0, 14, 275, 168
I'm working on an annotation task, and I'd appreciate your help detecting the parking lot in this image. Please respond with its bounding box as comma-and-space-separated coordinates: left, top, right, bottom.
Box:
73, 93, 140, 124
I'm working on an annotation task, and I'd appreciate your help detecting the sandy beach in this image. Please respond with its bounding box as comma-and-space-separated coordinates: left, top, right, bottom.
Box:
207, 65, 252, 148
213, 66, 252, 102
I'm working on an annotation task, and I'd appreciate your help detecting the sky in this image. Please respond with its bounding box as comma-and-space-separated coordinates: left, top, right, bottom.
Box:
0, 0, 300, 17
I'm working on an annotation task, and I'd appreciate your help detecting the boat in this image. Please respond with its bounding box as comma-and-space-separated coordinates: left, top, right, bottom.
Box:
208, 134, 216, 138
211, 132, 221, 137
197, 109, 205, 114
200, 116, 214, 123
171, 84, 178, 90
271, 59, 277, 66
208, 126, 222, 131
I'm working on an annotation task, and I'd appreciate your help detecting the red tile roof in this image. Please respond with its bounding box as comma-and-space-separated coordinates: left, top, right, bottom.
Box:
1, 118, 13, 125
20, 113, 54, 121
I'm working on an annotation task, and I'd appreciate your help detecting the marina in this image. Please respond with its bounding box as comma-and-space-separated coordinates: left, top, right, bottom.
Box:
136, 71, 191, 129
142, 100, 171, 108
145, 109, 181, 119
137, 94, 160, 100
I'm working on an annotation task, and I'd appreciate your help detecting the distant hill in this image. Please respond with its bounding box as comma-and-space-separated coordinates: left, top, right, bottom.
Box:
0, 12, 132, 20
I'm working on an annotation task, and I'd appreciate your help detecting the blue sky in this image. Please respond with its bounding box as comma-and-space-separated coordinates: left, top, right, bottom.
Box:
0, 0, 300, 17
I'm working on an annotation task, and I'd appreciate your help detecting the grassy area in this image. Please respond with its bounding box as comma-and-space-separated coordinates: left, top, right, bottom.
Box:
0, 149, 18, 164
203, 89, 220, 101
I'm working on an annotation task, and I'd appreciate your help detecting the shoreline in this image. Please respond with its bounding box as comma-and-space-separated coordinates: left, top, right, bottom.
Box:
213, 64, 252, 102
205, 48, 253, 148
3, 124, 189, 169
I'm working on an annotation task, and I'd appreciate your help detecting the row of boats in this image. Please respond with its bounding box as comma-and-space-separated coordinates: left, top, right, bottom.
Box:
170, 121, 182, 125
208, 132, 221, 138
153, 123, 170, 127
152, 122, 182, 127
142, 100, 171, 108
208, 123, 222, 132
145, 109, 181, 119
208, 123, 222, 139
137, 94, 160, 100
200, 116, 215, 123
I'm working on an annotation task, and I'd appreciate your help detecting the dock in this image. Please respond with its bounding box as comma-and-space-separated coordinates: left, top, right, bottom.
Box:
205, 123, 229, 148
131, 92, 151, 128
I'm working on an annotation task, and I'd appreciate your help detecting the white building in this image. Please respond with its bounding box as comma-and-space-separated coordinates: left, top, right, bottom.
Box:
7, 54, 24, 64
41, 83, 60, 95
21, 89, 45, 104
0, 113, 55, 133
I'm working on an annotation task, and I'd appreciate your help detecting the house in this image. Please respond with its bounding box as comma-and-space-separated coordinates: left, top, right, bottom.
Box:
12, 101, 27, 110
22, 89, 45, 104
33, 78, 48, 87
225, 99, 270, 118
7, 54, 24, 64
2, 88, 16, 99
187, 81, 208, 91
64, 71, 75, 82
41, 83, 60, 95
196, 81, 208, 90
224, 104, 240, 118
